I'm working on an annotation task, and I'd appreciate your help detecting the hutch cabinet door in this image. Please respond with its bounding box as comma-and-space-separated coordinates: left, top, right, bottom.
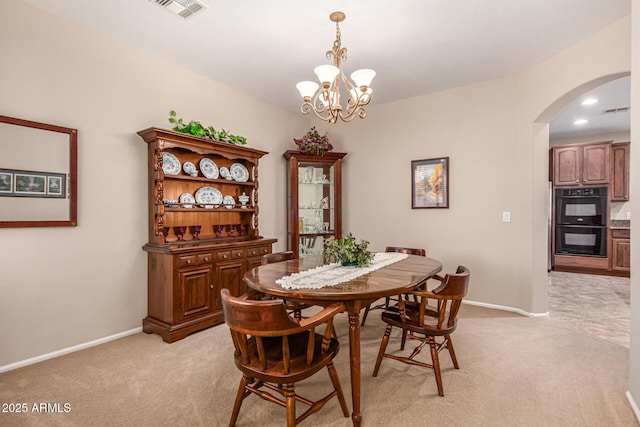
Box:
176, 267, 214, 321
213, 260, 244, 309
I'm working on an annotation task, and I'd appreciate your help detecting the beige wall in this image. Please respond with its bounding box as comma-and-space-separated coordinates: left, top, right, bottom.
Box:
0, 1, 309, 367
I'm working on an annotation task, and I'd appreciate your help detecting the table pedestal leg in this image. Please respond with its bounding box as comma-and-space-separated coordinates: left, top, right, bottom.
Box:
348, 309, 362, 426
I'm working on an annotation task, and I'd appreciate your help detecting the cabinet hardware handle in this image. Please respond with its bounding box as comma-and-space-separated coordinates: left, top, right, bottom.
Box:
204, 257, 210, 262
223, 255, 227, 259
210, 284, 213, 289
187, 260, 192, 264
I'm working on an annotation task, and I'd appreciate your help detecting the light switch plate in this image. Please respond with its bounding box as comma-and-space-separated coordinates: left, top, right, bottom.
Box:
502, 211, 511, 222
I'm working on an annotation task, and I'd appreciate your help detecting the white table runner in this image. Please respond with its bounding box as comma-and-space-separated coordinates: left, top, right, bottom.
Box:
275, 252, 409, 289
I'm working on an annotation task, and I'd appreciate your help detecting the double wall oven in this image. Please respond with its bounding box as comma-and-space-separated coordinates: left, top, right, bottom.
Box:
555, 187, 607, 257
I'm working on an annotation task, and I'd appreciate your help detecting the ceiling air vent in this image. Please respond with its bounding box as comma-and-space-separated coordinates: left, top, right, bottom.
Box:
602, 107, 630, 115
150, 0, 208, 20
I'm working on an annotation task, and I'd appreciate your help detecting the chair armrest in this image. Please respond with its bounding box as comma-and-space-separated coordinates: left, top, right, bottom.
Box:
430, 274, 445, 283
408, 289, 442, 299
299, 303, 345, 329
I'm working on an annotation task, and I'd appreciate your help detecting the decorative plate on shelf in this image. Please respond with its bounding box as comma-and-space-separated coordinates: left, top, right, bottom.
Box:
179, 192, 195, 208
195, 186, 223, 207
182, 162, 197, 176
199, 158, 219, 179
223, 195, 236, 209
230, 163, 249, 182
162, 152, 181, 175
220, 167, 232, 180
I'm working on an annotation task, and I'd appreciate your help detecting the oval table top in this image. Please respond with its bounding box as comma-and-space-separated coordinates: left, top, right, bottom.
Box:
243, 254, 443, 303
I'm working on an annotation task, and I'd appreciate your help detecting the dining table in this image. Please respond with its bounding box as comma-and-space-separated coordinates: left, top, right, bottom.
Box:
242, 253, 443, 426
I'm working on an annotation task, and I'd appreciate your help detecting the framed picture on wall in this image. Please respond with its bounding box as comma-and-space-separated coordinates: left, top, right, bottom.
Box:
47, 174, 65, 196
411, 157, 449, 209
14, 172, 47, 196
0, 171, 12, 194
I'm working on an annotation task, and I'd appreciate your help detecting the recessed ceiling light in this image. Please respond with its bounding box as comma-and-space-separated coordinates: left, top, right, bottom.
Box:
581, 98, 598, 105
574, 119, 588, 125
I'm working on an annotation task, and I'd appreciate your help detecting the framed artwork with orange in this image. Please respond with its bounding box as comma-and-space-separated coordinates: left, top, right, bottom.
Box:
411, 157, 449, 209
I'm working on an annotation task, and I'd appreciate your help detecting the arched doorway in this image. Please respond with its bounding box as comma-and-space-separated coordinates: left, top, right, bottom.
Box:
532, 71, 631, 321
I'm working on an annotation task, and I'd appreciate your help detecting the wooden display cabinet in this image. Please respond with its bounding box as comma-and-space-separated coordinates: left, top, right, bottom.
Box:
284, 150, 346, 259
139, 128, 276, 342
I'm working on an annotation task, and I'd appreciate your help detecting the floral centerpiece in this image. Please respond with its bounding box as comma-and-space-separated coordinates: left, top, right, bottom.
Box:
323, 233, 374, 267
293, 127, 333, 155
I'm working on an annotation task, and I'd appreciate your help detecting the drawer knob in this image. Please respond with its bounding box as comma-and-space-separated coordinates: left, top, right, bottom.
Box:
223, 255, 228, 259
186, 259, 192, 264
210, 284, 213, 289
204, 257, 210, 262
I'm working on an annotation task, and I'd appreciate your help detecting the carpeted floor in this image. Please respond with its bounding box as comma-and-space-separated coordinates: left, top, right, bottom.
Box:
0, 303, 636, 426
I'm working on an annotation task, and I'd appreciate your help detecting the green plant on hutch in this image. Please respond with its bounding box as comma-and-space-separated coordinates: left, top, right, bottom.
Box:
168, 110, 247, 145
323, 233, 374, 267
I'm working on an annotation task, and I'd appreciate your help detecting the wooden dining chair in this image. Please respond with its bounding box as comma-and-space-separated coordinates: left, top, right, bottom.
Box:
261, 251, 311, 321
372, 265, 470, 397
360, 246, 427, 326
221, 288, 349, 427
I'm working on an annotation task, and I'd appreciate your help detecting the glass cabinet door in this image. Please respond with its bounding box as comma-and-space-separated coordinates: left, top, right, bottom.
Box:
284, 150, 347, 260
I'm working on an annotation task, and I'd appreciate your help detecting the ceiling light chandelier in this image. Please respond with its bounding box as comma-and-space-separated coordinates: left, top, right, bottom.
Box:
296, 11, 376, 123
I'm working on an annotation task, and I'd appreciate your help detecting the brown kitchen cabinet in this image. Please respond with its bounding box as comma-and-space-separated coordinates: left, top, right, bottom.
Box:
611, 142, 630, 201
552, 141, 611, 186
284, 150, 346, 259
611, 228, 630, 273
138, 128, 276, 342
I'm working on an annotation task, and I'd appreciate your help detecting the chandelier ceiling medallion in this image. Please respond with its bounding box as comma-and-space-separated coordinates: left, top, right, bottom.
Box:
296, 11, 376, 123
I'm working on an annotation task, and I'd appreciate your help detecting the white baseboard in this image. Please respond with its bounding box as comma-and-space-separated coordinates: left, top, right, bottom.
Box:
463, 299, 549, 318
627, 391, 640, 424
0, 327, 142, 374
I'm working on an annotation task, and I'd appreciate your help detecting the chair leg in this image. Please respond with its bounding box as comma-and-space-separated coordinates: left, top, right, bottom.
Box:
326, 362, 350, 417
372, 324, 393, 377
428, 337, 444, 397
360, 305, 371, 326
400, 329, 408, 350
229, 375, 250, 426
445, 334, 459, 369
361, 297, 391, 326
285, 383, 296, 427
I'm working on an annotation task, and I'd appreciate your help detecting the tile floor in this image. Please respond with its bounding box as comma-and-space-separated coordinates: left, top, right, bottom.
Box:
547, 270, 630, 347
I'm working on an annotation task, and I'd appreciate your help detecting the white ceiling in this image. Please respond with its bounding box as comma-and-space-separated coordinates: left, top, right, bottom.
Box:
20, 0, 631, 136
549, 76, 630, 138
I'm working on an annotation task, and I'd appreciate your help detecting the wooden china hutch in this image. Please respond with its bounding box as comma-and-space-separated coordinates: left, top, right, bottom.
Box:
284, 150, 346, 259
139, 128, 276, 342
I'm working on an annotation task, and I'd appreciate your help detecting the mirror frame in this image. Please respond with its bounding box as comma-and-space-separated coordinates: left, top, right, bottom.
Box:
0, 115, 77, 228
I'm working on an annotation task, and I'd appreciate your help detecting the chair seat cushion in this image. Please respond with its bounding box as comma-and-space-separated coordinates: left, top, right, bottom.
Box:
235, 333, 340, 383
